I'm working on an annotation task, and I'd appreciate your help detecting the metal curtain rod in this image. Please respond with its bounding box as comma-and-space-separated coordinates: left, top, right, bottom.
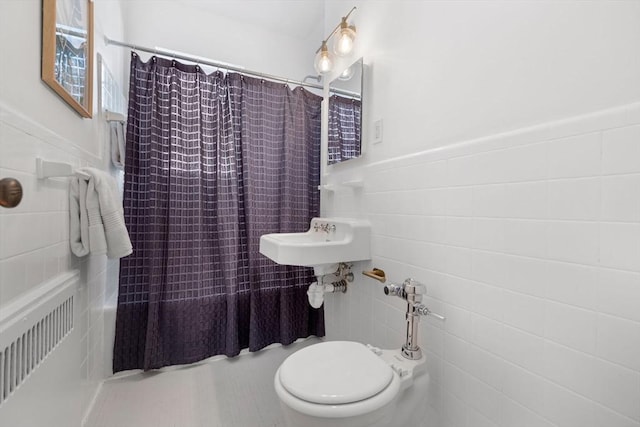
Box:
104, 36, 361, 99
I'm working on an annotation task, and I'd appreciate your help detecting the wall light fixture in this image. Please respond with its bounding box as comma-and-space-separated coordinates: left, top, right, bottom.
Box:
314, 7, 357, 75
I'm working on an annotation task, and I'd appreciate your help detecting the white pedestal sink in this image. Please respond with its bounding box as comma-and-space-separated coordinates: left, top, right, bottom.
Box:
259, 217, 371, 268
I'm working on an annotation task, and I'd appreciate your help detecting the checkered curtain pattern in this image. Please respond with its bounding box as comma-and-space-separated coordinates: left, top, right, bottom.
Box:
113, 53, 324, 372
327, 94, 362, 165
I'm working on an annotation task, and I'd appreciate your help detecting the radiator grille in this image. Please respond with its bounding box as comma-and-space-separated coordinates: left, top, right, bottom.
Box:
0, 296, 74, 406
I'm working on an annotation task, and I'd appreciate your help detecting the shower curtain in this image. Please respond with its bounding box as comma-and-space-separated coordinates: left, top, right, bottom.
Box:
113, 53, 323, 372
327, 94, 361, 164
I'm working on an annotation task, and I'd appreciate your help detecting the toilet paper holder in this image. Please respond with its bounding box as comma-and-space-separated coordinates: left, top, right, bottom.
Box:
362, 268, 386, 283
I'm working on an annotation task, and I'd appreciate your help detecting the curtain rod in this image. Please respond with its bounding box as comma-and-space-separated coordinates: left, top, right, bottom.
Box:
104, 36, 361, 99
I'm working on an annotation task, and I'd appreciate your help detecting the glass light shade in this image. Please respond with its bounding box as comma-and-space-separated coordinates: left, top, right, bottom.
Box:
338, 65, 354, 81
314, 43, 333, 75
333, 22, 356, 57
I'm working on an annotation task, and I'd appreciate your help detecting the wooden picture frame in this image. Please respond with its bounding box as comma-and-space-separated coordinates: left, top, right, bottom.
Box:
42, 0, 94, 118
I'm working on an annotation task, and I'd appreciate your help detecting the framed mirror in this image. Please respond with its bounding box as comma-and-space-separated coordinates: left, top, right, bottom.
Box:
42, 0, 94, 118
327, 57, 363, 165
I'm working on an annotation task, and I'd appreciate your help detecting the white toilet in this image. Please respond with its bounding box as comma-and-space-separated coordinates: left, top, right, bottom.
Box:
274, 340, 430, 427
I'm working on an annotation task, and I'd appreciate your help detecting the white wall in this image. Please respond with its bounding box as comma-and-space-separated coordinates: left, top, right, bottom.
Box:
120, 0, 324, 83
1, 3, 323, 424
0, 1, 127, 425
322, 2, 640, 427
325, 0, 640, 161
325, 105, 640, 427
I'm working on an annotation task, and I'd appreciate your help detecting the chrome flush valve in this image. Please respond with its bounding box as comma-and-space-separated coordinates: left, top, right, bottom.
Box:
383, 278, 445, 360
383, 283, 405, 298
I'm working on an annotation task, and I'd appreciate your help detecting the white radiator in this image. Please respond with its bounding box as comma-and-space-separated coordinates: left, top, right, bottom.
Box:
0, 271, 78, 407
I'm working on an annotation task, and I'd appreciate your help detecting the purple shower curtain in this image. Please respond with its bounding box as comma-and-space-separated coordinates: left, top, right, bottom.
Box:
113, 53, 323, 372
327, 94, 361, 165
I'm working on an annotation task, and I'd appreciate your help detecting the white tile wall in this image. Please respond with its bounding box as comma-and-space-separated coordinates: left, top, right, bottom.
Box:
323, 102, 640, 427
0, 104, 120, 426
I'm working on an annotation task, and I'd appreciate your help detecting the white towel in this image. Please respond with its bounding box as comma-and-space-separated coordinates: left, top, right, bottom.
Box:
69, 177, 90, 257
110, 121, 126, 169
69, 167, 132, 259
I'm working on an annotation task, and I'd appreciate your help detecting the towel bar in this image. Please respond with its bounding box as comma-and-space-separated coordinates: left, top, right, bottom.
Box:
36, 158, 90, 180
105, 111, 126, 123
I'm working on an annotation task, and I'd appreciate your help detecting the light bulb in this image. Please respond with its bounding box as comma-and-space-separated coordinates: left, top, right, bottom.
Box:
338, 65, 354, 81
314, 42, 333, 75
333, 19, 356, 57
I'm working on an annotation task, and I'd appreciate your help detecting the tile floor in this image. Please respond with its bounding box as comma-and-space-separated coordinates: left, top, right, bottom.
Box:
85, 338, 322, 427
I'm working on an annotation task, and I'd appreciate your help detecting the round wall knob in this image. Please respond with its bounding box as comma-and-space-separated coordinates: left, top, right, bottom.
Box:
0, 178, 23, 208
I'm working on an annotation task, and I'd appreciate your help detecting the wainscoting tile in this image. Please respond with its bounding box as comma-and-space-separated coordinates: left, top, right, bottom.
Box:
324, 102, 640, 426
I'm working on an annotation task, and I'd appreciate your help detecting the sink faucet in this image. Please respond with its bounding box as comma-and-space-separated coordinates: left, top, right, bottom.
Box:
313, 222, 336, 233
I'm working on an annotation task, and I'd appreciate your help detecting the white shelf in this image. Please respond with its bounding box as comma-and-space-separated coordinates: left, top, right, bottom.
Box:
318, 180, 364, 192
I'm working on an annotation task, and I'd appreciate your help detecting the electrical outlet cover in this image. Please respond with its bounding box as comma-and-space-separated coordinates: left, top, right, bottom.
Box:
373, 119, 383, 144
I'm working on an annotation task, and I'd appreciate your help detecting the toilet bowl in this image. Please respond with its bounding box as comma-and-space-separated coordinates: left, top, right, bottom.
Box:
274, 340, 429, 427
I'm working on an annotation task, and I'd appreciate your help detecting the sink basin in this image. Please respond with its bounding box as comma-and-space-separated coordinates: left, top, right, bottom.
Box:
259, 217, 371, 267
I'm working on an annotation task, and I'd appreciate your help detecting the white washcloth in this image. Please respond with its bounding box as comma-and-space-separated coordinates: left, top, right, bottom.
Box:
69, 167, 132, 259
110, 121, 126, 169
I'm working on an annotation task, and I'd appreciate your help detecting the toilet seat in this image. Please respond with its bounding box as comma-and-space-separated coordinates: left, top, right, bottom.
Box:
279, 341, 394, 404
275, 341, 402, 419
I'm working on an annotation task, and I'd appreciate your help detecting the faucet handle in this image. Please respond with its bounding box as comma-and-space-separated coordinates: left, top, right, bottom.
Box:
415, 304, 446, 320
383, 283, 405, 297
384, 278, 427, 299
